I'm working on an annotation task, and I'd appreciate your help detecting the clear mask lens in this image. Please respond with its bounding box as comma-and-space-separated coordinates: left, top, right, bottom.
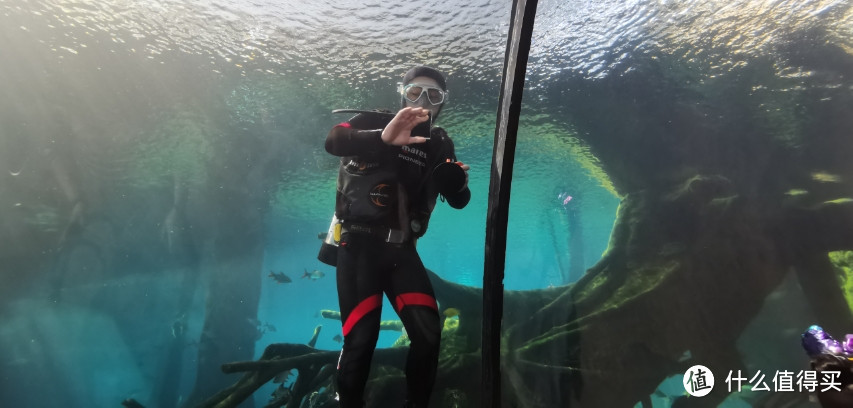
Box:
403, 84, 446, 105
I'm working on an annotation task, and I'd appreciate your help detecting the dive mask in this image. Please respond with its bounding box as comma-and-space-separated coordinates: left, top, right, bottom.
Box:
401, 83, 447, 106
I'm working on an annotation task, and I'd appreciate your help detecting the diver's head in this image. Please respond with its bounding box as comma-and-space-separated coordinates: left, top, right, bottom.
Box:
400, 65, 447, 120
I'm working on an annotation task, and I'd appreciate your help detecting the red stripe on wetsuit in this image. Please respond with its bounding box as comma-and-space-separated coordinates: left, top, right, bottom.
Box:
395, 292, 437, 313
341, 293, 437, 337
342, 294, 382, 336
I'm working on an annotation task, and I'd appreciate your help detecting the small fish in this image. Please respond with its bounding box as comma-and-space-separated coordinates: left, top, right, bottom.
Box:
332, 334, 343, 343
273, 369, 293, 384
171, 320, 185, 338
268, 271, 292, 284
270, 383, 292, 402
302, 268, 325, 280
811, 171, 842, 183
171, 313, 187, 338
443, 307, 460, 318
824, 198, 853, 204
784, 189, 809, 196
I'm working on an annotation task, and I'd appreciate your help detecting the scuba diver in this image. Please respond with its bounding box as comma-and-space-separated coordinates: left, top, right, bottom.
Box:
320, 66, 470, 408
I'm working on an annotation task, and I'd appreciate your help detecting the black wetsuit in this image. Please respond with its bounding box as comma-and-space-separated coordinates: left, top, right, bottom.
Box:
324, 112, 469, 408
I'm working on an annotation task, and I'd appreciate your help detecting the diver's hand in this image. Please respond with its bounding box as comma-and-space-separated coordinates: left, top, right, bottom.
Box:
382, 107, 429, 146
454, 160, 470, 190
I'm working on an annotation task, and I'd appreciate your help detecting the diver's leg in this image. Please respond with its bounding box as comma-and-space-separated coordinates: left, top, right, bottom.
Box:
387, 244, 441, 407
336, 236, 383, 408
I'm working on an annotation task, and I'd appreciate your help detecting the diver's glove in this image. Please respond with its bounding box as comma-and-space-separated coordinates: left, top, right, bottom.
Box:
432, 160, 470, 209
802, 325, 853, 357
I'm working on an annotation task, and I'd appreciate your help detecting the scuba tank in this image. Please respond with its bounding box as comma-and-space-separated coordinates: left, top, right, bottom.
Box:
317, 214, 342, 266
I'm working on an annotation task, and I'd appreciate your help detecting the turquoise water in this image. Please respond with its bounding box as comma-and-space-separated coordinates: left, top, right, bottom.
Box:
1, 0, 851, 407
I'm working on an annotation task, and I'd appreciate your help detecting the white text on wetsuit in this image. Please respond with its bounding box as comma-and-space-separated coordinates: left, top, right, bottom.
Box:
399, 145, 427, 167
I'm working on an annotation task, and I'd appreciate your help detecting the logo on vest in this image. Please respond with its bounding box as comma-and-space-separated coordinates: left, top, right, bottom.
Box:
345, 159, 379, 175
369, 184, 393, 207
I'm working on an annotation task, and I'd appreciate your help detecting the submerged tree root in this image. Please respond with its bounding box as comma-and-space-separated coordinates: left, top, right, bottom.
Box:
194, 342, 407, 408
191, 187, 853, 407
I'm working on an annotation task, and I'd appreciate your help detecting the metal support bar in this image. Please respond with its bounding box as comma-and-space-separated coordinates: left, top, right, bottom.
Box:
482, 0, 538, 407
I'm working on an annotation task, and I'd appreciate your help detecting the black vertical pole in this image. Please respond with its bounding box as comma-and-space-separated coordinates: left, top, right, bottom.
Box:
482, 0, 538, 407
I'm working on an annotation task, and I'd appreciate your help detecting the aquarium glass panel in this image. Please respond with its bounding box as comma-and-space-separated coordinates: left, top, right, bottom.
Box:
0, 0, 510, 407
504, 0, 853, 407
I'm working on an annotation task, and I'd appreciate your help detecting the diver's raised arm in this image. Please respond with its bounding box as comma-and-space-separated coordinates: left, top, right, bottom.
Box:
324, 123, 388, 157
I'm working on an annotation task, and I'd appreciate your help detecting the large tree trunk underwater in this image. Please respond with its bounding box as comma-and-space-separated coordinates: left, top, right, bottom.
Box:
781, 201, 853, 336
185, 185, 265, 408
153, 266, 199, 408
152, 177, 204, 408
472, 177, 853, 407
43, 118, 105, 304
185, 124, 286, 408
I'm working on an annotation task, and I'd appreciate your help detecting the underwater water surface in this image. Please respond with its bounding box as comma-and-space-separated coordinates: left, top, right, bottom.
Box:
2, 0, 852, 407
